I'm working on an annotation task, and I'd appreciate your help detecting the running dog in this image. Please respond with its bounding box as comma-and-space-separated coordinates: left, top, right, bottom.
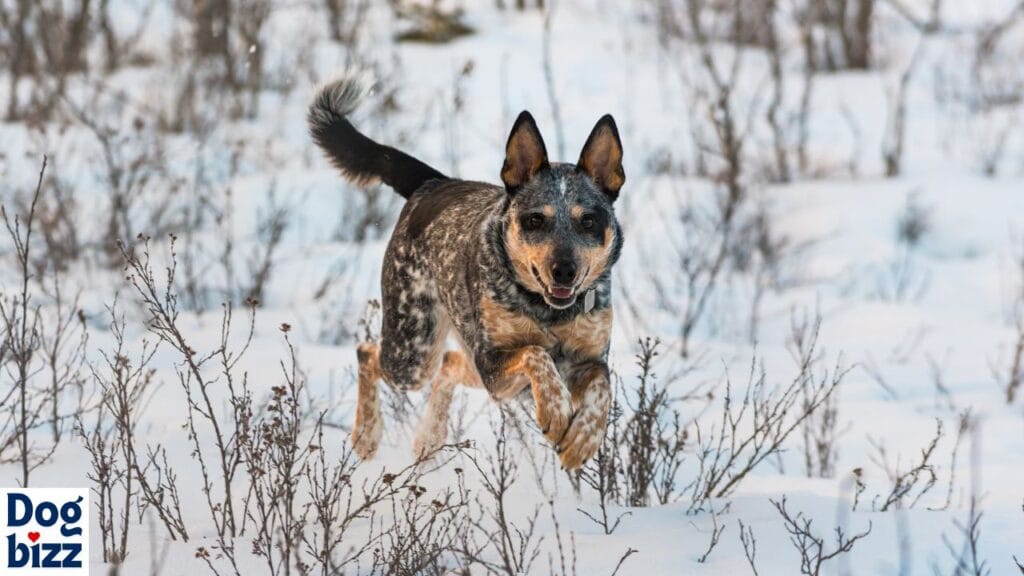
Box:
308, 77, 624, 470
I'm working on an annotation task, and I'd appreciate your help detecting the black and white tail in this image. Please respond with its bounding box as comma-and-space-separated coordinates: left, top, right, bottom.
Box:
308, 77, 447, 199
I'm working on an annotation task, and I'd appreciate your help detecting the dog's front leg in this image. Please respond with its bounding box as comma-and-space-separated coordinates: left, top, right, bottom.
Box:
557, 361, 612, 470
488, 345, 573, 448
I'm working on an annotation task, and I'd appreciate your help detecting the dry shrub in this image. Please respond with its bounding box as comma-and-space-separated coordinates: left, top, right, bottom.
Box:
772, 496, 872, 576
1, 158, 90, 486
689, 315, 847, 511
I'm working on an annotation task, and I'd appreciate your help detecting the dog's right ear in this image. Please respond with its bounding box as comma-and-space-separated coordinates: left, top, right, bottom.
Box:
501, 111, 549, 192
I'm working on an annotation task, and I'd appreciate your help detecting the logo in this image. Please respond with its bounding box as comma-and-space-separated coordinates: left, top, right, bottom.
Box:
0, 488, 88, 575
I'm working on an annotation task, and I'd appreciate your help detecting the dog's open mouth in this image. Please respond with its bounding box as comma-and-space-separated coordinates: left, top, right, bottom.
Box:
531, 265, 579, 308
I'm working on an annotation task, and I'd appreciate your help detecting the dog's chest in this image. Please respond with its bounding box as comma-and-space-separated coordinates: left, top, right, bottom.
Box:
479, 294, 612, 361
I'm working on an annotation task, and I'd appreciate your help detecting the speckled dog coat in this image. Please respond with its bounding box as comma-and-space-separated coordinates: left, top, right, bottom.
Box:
309, 77, 625, 470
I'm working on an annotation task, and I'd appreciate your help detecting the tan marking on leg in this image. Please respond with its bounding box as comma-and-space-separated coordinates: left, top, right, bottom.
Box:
557, 362, 612, 470
492, 346, 572, 445
352, 342, 383, 459
413, 350, 482, 459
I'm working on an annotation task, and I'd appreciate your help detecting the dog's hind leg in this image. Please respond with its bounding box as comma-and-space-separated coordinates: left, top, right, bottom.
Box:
352, 321, 447, 461
357, 290, 448, 460
362, 240, 450, 459
413, 350, 482, 459
352, 342, 384, 459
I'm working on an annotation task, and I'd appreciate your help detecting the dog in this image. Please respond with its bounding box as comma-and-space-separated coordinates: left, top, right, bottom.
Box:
308, 76, 624, 470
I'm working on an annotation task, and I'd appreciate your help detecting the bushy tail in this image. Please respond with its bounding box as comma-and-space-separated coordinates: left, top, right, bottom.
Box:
308, 77, 446, 199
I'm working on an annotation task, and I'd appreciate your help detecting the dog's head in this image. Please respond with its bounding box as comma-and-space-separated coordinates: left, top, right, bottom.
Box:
500, 111, 624, 309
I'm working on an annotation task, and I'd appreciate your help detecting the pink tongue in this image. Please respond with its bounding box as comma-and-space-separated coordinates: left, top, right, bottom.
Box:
550, 286, 574, 299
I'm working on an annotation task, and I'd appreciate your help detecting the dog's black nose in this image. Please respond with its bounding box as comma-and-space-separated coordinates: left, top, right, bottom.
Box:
550, 260, 577, 286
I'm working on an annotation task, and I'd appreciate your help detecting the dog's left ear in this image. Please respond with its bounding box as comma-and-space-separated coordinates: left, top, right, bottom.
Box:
577, 114, 625, 202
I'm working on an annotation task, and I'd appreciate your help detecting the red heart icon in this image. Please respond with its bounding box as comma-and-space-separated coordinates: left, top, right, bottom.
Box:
27, 532, 40, 543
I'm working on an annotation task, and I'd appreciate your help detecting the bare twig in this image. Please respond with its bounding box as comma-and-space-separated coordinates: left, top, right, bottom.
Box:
772, 496, 872, 576
739, 519, 759, 575
869, 418, 942, 511
697, 505, 726, 563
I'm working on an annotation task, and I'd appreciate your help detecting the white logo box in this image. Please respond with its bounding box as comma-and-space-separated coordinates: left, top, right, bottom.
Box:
0, 488, 89, 575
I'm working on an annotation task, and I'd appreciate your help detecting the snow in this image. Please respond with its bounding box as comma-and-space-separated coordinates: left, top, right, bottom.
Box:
1, 0, 1023, 574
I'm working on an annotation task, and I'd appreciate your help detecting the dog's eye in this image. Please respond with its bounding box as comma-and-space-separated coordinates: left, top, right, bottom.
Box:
580, 214, 596, 230
523, 214, 546, 231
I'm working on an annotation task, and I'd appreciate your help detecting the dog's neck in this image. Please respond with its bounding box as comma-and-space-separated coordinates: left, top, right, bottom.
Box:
482, 216, 611, 325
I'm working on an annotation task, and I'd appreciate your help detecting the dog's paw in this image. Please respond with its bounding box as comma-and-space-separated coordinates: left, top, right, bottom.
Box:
557, 384, 612, 470
535, 385, 573, 446
557, 417, 603, 471
351, 410, 382, 460
412, 411, 448, 461
412, 434, 439, 462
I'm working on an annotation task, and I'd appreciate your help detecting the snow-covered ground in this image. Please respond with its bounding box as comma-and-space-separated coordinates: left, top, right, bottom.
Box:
1, 0, 1024, 574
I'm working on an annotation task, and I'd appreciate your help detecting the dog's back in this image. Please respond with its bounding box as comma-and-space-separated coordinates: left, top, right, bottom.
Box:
308, 75, 504, 379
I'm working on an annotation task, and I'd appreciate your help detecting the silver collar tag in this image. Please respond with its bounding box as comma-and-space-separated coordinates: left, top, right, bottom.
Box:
583, 289, 596, 314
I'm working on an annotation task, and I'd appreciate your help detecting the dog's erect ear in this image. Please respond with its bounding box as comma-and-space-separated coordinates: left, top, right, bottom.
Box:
501, 111, 549, 191
577, 114, 625, 202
